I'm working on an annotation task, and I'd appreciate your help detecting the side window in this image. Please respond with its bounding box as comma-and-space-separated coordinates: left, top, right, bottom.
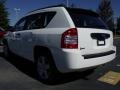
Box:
15, 18, 27, 31
26, 12, 56, 30
26, 14, 45, 30
44, 12, 56, 27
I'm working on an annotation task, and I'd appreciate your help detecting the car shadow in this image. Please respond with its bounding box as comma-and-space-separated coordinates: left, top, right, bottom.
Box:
0, 54, 94, 85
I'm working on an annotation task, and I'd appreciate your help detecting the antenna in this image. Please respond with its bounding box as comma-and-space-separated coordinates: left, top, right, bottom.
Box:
62, 0, 69, 7
66, 0, 69, 7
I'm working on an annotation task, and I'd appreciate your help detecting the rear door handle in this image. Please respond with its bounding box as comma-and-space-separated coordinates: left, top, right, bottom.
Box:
16, 33, 21, 36
15, 33, 21, 39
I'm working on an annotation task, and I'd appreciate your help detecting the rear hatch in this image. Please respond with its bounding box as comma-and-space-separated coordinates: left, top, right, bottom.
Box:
67, 8, 113, 55
77, 28, 112, 55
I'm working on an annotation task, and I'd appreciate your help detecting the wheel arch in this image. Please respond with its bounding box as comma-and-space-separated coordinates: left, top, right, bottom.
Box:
34, 46, 54, 61
33, 45, 59, 72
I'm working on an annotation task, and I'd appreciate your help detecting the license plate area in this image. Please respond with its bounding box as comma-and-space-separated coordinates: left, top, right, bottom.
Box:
97, 40, 105, 46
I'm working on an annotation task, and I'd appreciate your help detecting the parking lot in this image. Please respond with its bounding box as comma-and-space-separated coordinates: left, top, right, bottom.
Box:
0, 38, 119, 90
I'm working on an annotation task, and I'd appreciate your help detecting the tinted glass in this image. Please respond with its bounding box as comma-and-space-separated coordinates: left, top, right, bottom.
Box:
26, 14, 45, 30
44, 12, 56, 27
26, 12, 56, 30
67, 8, 108, 29
15, 18, 27, 31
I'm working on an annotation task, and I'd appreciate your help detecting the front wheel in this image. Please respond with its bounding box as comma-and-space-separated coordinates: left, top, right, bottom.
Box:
3, 44, 12, 59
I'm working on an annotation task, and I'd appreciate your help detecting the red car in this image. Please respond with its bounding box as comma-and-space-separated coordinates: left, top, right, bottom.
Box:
0, 27, 6, 52
0, 27, 6, 38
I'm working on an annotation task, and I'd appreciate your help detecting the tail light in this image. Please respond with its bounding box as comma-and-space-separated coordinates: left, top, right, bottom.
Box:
61, 28, 78, 49
0, 31, 6, 38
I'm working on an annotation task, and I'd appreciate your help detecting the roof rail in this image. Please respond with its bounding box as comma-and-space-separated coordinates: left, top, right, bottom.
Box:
28, 4, 65, 13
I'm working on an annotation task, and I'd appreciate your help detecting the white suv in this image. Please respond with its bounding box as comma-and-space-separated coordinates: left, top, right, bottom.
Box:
4, 6, 116, 83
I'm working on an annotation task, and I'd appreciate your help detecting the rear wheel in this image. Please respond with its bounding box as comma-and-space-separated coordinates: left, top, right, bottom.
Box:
35, 51, 59, 84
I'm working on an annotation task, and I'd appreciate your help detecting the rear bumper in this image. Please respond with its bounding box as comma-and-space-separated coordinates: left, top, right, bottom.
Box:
83, 50, 115, 59
51, 46, 116, 73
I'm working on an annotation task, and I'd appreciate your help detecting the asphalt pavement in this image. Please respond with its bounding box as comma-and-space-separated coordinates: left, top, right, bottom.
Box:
0, 39, 119, 90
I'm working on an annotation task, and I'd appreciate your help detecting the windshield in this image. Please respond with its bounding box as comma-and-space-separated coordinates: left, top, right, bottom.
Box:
67, 9, 108, 29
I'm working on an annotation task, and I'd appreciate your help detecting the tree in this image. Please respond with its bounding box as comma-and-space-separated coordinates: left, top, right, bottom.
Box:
0, 0, 9, 29
97, 0, 114, 31
117, 17, 120, 31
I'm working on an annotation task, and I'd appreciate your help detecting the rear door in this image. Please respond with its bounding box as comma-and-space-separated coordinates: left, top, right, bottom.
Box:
67, 8, 113, 55
19, 12, 56, 60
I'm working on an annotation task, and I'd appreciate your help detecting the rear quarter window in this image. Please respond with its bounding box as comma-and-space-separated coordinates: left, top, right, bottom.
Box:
44, 12, 56, 27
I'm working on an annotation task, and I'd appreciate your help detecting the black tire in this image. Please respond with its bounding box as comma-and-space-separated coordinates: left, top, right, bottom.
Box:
3, 44, 12, 59
35, 51, 59, 84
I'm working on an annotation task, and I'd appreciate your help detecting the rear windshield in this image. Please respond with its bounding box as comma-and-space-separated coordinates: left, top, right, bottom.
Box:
67, 8, 108, 29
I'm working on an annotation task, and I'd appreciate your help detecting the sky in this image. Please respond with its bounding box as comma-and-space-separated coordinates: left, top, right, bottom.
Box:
5, 0, 120, 26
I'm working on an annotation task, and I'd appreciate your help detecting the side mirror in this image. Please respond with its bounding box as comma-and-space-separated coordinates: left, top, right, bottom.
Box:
7, 26, 15, 32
